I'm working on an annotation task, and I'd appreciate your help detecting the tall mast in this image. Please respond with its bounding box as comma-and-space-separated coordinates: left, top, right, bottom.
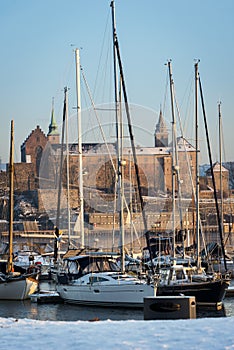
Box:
75, 48, 84, 248
168, 60, 176, 262
199, 75, 227, 271
111, 0, 155, 270
7, 120, 14, 274
218, 102, 224, 238
167, 61, 184, 260
65, 87, 71, 247
111, 0, 125, 272
129, 150, 133, 254
195, 61, 201, 269
54, 89, 66, 262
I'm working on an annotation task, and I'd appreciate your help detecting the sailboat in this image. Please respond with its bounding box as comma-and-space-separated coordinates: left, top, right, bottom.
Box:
146, 61, 230, 306
56, 3, 156, 307
0, 120, 39, 300
56, 5, 229, 308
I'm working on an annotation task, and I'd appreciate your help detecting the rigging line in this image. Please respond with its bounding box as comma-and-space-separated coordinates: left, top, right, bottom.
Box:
79, 75, 94, 142
115, 37, 147, 229
111, 1, 150, 265
97, 41, 112, 104
181, 74, 194, 138
114, 35, 154, 267
174, 85, 208, 256
123, 195, 142, 248
56, 88, 66, 231
81, 82, 97, 142
94, 107, 116, 111
180, 71, 194, 110
213, 115, 220, 161
79, 71, 105, 145
65, 87, 71, 248
93, 9, 111, 98
219, 104, 232, 244
56, 54, 74, 103
220, 111, 227, 163
80, 65, 117, 177
167, 61, 184, 234
111, 180, 117, 252
162, 64, 169, 115
199, 76, 227, 272
54, 87, 67, 261
174, 86, 195, 197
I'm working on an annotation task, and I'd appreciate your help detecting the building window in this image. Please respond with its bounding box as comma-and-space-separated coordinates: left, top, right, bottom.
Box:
36, 146, 43, 176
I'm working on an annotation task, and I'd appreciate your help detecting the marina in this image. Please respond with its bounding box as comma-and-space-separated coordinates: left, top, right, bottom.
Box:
0, 0, 233, 349
0, 280, 232, 322
0, 5, 233, 348
0, 295, 233, 322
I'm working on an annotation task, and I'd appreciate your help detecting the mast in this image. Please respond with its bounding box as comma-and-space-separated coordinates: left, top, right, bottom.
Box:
54, 89, 66, 262
194, 61, 201, 269
129, 150, 133, 254
65, 87, 71, 247
111, 0, 155, 270
168, 61, 176, 262
218, 102, 224, 240
7, 120, 14, 274
198, 77, 227, 271
111, 0, 125, 272
75, 48, 85, 248
167, 60, 185, 261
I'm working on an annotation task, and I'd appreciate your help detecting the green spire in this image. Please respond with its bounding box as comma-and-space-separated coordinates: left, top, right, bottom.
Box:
48, 97, 59, 136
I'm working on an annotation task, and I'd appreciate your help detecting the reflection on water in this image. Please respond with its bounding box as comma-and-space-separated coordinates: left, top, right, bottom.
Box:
0, 282, 233, 321
0, 300, 59, 321
0, 300, 144, 321
0, 298, 233, 322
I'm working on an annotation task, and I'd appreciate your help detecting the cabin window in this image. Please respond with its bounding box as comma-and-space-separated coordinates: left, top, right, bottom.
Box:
89, 276, 109, 283
176, 270, 185, 280
96, 260, 110, 272
68, 261, 78, 274
109, 261, 120, 271
83, 262, 98, 274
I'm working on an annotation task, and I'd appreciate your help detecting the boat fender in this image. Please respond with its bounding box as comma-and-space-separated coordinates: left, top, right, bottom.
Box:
150, 301, 181, 313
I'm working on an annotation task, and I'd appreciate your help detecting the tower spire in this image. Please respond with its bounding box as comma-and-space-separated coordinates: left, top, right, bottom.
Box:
154, 108, 168, 147
47, 97, 60, 144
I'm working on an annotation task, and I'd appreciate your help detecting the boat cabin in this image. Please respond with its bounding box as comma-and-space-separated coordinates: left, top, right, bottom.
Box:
58, 253, 120, 283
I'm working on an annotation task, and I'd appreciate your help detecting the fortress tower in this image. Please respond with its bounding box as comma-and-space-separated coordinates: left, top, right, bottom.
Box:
154, 109, 168, 147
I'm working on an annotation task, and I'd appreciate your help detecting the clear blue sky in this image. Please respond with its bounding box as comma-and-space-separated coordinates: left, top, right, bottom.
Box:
0, 0, 233, 164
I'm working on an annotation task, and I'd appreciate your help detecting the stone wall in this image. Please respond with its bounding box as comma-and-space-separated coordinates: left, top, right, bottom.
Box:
0, 163, 35, 191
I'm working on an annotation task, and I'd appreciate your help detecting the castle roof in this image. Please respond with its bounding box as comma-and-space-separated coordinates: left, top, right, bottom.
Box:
168, 136, 196, 152
21, 125, 47, 149
206, 161, 228, 174
47, 105, 59, 136
155, 109, 168, 134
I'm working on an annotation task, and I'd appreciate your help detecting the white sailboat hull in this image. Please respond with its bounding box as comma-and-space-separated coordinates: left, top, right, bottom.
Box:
57, 273, 155, 307
0, 276, 38, 300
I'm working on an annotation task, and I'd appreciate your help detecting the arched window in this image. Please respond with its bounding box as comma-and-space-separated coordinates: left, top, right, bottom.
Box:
36, 146, 43, 176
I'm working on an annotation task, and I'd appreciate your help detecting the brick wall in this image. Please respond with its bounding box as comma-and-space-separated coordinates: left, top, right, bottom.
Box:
21, 126, 48, 175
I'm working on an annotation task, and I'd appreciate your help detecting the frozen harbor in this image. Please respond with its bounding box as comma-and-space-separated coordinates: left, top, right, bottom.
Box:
0, 316, 234, 350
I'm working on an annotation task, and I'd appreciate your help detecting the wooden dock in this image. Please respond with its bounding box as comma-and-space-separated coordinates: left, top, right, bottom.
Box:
226, 286, 234, 297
